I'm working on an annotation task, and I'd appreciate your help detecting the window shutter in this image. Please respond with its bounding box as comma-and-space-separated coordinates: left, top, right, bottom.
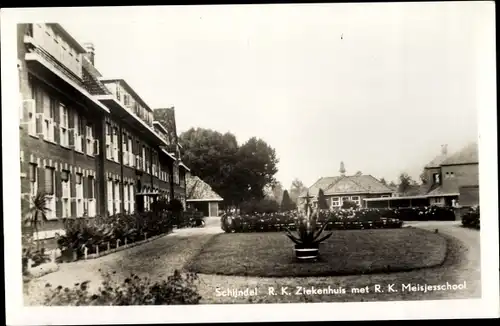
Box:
83, 175, 88, 199
21, 100, 35, 126
55, 170, 62, 218
69, 128, 74, 147
34, 87, 43, 113
37, 166, 45, 194
53, 101, 60, 143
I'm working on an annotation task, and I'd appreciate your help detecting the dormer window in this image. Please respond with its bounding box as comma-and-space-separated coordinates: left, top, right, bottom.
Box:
433, 173, 441, 185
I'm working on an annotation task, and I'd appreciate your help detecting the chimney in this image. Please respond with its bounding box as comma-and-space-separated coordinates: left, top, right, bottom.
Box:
339, 161, 346, 176
441, 144, 448, 155
82, 42, 95, 65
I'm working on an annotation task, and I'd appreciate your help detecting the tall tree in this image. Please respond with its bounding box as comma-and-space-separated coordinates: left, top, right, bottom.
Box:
389, 181, 397, 188
398, 173, 413, 195
379, 177, 388, 186
419, 170, 428, 185
289, 178, 308, 203
237, 137, 279, 201
280, 190, 295, 211
354, 171, 363, 176
317, 189, 329, 210
271, 181, 284, 204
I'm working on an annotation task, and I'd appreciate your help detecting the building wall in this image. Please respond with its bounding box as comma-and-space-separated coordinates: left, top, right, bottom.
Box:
18, 23, 186, 242
440, 163, 479, 192
325, 193, 392, 209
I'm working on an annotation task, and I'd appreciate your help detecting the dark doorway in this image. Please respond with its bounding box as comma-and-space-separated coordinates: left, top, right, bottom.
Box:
136, 179, 144, 213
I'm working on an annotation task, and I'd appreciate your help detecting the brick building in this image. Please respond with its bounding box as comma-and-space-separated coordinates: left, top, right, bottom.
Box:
365, 143, 479, 209
18, 23, 189, 239
299, 162, 394, 209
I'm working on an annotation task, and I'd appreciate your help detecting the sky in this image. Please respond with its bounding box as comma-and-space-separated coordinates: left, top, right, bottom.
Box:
55, 3, 481, 189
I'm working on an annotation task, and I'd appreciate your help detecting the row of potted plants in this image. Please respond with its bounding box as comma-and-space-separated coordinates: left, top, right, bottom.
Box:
56, 211, 175, 262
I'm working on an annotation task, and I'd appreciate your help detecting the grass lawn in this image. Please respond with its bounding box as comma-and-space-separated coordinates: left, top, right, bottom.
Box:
186, 228, 448, 277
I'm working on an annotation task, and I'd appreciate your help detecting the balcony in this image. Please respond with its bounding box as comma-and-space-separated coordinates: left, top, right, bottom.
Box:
95, 95, 167, 148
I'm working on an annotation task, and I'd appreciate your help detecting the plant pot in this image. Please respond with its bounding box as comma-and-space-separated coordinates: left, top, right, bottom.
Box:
294, 244, 319, 261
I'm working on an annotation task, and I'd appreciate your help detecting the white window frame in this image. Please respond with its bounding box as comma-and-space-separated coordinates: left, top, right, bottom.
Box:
113, 128, 119, 163
61, 170, 71, 218
114, 180, 121, 214
42, 94, 55, 142
74, 113, 83, 152
350, 196, 361, 207
44, 167, 56, 219
330, 197, 340, 208
142, 147, 146, 171
29, 163, 38, 197
128, 137, 134, 167
129, 184, 135, 213
59, 103, 69, 147
87, 176, 96, 217
75, 173, 84, 217
123, 182, 129, 213
86, 125, 95, 156
107, 179, 114, 216
106, 123, 112, 160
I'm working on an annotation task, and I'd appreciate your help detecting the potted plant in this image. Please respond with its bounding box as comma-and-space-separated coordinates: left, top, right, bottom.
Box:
284, 194, 333, 261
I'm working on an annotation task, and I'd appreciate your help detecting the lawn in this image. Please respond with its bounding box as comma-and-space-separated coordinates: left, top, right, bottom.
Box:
186, 228, 448, 277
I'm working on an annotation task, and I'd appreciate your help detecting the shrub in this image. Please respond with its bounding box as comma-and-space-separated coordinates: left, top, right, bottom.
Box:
461, 206, 480, 229
43, 270, 202, 306
341, 200, 358, 210
240, 198, 280, 214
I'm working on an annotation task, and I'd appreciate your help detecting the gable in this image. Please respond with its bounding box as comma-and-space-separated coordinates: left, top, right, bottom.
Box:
324, 177, 366, 195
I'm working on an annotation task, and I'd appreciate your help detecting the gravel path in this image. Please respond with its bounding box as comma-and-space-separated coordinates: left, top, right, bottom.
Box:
24, 220, 481, 305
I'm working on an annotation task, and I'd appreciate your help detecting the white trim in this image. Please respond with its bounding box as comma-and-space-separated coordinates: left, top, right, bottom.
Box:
33, 229, 66, 241
186, 198, 224, 202
24, 52, 110, 114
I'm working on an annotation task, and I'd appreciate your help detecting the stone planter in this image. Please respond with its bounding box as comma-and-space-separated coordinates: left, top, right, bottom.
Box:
61, 249, 77, 262
294, 244, 320, 261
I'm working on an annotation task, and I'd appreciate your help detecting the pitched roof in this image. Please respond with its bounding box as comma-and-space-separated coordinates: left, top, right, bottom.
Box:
425, 153, 448, 168
186, 176, 223, 201
299, 177, 341, 198
82, 57, 111, 96
441, 142, 478, 165
300, 175, 393, 197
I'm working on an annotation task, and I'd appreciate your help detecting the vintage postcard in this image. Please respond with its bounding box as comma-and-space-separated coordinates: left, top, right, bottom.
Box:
2, 3, 498, 324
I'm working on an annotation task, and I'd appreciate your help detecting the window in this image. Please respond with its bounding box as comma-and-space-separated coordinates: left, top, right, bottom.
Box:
128, 137, 134, 167
173, 165, 179, 184
42, 92, 55, 142
330, 197, 340, 208
124, 94, 130, 106
106, 123, 112, 159
113, 127, 119, 163
61, 170, 71, 218
74, 113, 83, 152
122, 132, 128, 165
116, 85, 121, 101
142, 146, 146, 171
114, 180, 121, 214
107, 179, 113, 216
86, 124, 97, 156
350, 196, 361, 206
433, 173, 441, 184
29, 163, 37, 197
75, 173, 83, 217
123, 182, 129, 213
59, 104, 69, 147
44, 167, 56, 219
129, 184, 135, 213
87, 176, 96, 217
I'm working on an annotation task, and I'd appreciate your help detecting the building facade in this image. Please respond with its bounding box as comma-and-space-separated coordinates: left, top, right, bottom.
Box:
299, 162, 394, 209
186, 175, 224, 217
18, 23, 189, 239
364, 143, 479, 209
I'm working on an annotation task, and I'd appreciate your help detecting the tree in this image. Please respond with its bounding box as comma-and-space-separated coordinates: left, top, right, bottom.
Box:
179, 128, 279, 208
24, 192, 51, 250
280, 190, 296, 211
419, 170, 427, 185
271, 181, 284, 204
398, 173, 413, 195
317, 189, 329, 210
354, 171, 363, 176
289, 178, 308, 203
380, 177, 388, 186
389, 181, 397, 188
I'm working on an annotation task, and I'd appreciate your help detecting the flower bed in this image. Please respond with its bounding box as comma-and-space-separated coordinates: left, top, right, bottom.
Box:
220, 206, 456, 233
57, 211, 174, 262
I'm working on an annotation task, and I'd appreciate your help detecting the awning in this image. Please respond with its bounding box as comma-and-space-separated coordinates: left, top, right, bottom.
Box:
179, 162, 191, 172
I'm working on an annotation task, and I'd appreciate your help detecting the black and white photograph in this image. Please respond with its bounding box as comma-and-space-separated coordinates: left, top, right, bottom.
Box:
1, 2, 498, 324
